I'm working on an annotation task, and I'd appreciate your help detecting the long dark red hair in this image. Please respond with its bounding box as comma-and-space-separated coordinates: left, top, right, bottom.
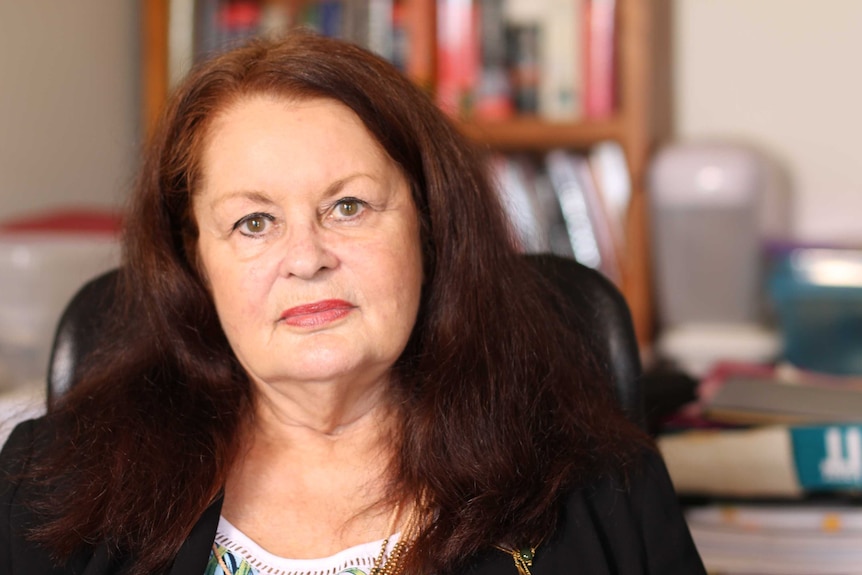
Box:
27, 32, 646, 574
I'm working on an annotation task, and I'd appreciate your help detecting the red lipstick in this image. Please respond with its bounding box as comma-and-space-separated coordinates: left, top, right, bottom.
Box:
280, 299, 354, 328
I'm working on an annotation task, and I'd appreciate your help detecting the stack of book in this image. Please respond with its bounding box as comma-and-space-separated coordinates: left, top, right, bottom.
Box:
657, 363, 862, 573
659, 363, 862, 498
685, 503, 862, 575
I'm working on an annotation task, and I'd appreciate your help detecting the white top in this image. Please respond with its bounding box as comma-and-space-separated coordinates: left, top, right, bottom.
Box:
207, 515, 402, 575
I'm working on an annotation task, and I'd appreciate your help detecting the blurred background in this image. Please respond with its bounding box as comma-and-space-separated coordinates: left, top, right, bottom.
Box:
2, 1, 860, 237
2, 1, 861, 391
2, 0, 861, 395
2, 3, 862, 570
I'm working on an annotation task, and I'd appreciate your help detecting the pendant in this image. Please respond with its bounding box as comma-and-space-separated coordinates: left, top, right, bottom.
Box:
511, 546, 535, 575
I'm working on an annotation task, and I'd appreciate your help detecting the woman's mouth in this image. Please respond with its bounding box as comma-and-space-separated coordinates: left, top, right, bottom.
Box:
279, 299, 355, 328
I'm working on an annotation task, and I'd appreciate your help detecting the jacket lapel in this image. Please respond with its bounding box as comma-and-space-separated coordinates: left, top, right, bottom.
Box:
168, 496, 223, 575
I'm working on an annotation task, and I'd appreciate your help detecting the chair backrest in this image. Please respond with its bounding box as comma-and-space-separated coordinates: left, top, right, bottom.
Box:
524, 254, 644, 426
47, 254, 644, 425
47, 268, 120, 401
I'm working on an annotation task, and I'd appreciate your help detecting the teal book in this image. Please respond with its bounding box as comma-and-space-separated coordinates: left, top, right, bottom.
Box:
791, 424, 862, 490
659, 424, 862, 498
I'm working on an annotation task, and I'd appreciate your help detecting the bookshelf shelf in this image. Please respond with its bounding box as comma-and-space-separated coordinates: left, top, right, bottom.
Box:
139, 0, 670, 344
458, 117, 624, 151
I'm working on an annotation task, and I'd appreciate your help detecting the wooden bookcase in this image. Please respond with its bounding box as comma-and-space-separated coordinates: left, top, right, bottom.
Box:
140, 0, 671, 344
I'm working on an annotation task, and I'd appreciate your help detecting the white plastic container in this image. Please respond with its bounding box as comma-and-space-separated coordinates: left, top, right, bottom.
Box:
0, 234, 120, 389
648, 142, 789, 374
649, 142, 775, 326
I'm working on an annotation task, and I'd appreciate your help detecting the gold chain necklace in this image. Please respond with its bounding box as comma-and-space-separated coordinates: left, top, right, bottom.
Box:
370, 499, 418, 575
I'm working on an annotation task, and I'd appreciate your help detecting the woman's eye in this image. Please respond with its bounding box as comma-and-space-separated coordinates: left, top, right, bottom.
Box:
234, 213, 273, 236
332, 198, 366, 220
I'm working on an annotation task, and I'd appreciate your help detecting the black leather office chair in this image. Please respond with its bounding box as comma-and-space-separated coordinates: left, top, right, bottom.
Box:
523, 253, 644, 427
46, 254, 644, 426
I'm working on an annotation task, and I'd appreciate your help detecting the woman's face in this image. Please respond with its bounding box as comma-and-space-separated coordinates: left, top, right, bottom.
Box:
193, 95, 423, 393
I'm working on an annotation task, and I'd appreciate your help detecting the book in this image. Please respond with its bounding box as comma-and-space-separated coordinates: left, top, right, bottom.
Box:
490, 155, 547, 253
436, 0, 480, 116
588, 140, 630, 254
390, 0, 408, 72
530, 162, 574, 258
570, 152, 620, 284
703, 374, 862, 426
686, 503, 862, 575
216, 0, 262, 51
400, 0, 435, 89
367, 0, 395, 61
503, 21, 540, 115
193, 0, 223, 60
168, 0, 196, 87
317, 0, 345, 38
544, 150, 620, 283
341, 0, 370, 48
545, 150, 603, 270
538, 0, 583, 120
659, 423, 862, 498
503, 0, 583, 120
583, 0, 616, 118
475, 0, 513, 120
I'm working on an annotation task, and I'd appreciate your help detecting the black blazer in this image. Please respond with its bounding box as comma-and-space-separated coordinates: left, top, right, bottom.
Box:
1, 418, 705, 574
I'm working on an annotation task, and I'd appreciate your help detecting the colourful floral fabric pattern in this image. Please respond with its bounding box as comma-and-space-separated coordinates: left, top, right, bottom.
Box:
205, 541, 381, 575
206, 544, 255, 575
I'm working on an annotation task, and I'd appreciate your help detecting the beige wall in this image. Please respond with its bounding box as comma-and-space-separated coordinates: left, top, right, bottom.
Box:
674, 0, 862, 244
0, 1, 138, 221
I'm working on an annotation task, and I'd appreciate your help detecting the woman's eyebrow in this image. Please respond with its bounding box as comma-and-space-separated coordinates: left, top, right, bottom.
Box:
209, 189, 276, 210
320, 172, 377, 200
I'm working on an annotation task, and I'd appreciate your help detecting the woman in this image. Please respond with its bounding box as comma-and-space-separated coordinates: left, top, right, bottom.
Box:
0, 33, 704, 574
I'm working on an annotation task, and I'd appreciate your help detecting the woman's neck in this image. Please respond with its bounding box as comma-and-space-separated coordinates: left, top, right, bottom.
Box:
221, 383, 402, 558
248, 381, 397, 466
251, 371, 395, 435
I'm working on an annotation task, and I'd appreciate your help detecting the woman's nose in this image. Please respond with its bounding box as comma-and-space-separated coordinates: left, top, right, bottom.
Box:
277, 223, 338, 279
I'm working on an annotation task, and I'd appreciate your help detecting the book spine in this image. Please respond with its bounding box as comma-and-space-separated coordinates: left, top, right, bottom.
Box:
571, 153, 620, 284
342, 0, 369, 47
368, 0, 395, 60
403, 0, 436, 90
538, 0, 583, 120
318, 0, 344, 38
391, 0, 408, 72
168, 0, 196, 87
588, 140, 630, 254
659, 424, 862, 498
583, 0, 616, 118
218, 0, 262, 49
491, 155, 546, 253
500, 0, 541, 116
504, 22, 540, 115
475, 0, 513, 120
544, 150, 602, 270
436, 0, 480, 117
193, 0, 222, 60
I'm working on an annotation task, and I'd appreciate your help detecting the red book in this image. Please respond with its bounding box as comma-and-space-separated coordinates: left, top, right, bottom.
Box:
583, 0, 616, 118
436, 0, 480, 117
401, 0, 436, 90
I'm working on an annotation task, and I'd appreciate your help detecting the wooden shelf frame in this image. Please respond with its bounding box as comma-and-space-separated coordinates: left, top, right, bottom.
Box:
458, 117, 625, 151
